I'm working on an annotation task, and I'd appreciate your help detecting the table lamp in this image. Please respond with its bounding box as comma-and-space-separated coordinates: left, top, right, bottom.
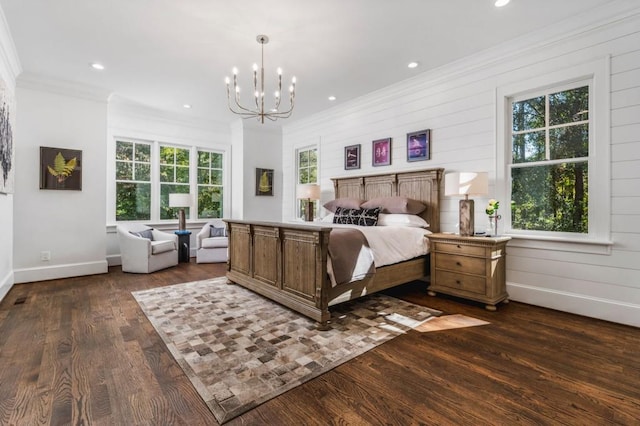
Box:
169, 193, 191, 231
296, 184, 320, 221
444, 172, 488, 236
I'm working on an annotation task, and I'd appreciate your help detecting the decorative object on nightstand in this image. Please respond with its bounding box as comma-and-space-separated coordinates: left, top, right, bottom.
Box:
297, 183, 320, 221
444, 172, 488, 237
169, 193, 191, 231
485, 199, 501, 237
428, 233, 511, 311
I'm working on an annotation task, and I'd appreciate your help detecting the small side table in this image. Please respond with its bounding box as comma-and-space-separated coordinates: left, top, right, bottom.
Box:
175, 230, 192, 263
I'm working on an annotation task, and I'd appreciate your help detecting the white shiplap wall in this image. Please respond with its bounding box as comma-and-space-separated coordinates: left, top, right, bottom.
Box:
281, 4, 640, 327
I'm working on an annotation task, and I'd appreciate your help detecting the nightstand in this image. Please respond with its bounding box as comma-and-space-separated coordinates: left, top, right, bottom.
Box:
174, 230, 192, 263
428, 233, 511, 311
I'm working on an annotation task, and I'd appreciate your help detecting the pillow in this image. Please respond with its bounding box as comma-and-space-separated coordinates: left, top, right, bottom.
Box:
361, 196, 426, 214
209, 225, 226, 237
130, 229, 154, 241
333, 206, 381, 226
323, 197, 364, 213
321, 213, 335, 223
377, 213, 429, 228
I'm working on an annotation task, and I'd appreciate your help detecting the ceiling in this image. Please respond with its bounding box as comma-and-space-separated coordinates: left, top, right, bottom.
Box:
0, 0, 618, 126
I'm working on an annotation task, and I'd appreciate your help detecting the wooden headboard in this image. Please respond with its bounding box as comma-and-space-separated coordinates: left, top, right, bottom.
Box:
330, 168, 444, 233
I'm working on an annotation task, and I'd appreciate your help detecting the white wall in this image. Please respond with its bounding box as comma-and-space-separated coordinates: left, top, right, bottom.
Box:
0, 6, 20, 301
13, 77, 109, 283
106, 98, 232, 263
243, 124, 282, 221
282, 3, 640, 327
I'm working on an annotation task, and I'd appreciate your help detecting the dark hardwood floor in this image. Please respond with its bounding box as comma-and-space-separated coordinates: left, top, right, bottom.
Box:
1, 262, 638, 425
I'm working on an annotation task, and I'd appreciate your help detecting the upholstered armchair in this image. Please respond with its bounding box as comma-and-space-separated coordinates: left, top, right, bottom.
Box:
116, 223, 179, 273
196, 219, 228, 263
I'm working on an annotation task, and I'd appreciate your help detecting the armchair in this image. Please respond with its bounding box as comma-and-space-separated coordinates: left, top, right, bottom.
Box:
196, 219, 228, 263
117, 223, 179, 273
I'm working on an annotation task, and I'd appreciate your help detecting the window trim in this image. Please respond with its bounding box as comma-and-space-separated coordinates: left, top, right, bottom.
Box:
110, 138, 229, 225
496, 56, 612, 254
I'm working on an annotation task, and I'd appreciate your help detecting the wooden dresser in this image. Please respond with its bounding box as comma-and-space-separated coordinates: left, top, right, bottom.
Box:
428, 233, 511, 311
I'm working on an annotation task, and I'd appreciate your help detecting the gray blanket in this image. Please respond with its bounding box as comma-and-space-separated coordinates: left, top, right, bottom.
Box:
328, 227, 376, 285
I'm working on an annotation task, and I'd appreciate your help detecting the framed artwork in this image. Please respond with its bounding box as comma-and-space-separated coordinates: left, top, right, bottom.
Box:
255, 167, 274, 196
372, 138, 391, 166
0, 76, 15, 194
406, 129, 431, 162
344, 144, 361, 170
40, 147, 82, 190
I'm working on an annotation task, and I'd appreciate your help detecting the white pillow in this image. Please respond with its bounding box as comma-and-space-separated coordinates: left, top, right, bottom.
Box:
377, 213, 429, 228
321, 213, 335, 223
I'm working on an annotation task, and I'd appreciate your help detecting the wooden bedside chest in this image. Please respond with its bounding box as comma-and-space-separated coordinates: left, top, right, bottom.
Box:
427, 233, 511, 311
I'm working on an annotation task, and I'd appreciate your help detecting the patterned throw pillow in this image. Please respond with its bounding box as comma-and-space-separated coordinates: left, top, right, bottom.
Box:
130, 229, 154, 241
210, 225, 226, 237
333, 206, 381, 226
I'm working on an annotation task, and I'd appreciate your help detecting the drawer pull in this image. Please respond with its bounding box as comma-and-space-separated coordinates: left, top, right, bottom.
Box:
456, 261, 462, 267
456, 280, 461, 285
456, 245, 462, 248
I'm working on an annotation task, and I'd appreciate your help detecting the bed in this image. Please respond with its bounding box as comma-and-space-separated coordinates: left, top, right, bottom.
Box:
225, 168, 443, 329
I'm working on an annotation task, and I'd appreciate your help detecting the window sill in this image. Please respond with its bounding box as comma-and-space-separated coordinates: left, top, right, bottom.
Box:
505, 233, 613, 255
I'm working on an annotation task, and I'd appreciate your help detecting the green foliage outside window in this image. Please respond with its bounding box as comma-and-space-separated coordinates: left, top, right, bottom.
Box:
297, 148, 318, 218
116, 141, 152, 221
160, 145, 190, 220
510, 86, 589, 233
197, 150, 224, 218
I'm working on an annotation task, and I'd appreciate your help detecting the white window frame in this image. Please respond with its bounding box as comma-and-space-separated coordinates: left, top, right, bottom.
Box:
496, 57, 612, 254
294, 145, 319, 219
109, 138, 229, 225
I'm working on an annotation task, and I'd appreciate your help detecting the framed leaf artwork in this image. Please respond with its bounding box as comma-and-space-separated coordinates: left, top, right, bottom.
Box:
40, 147, 82, 190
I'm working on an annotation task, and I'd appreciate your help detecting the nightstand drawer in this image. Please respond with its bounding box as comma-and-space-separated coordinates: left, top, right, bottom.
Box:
435, 270, 486, 294
434, 253, 485, 275
433, 242, 485, 257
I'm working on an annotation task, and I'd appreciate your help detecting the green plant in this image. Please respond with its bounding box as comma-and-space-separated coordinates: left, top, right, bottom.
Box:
47, 152, 77, 183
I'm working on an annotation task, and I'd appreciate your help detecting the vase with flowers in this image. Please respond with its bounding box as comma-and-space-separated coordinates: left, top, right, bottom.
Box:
485, 199, 501, 237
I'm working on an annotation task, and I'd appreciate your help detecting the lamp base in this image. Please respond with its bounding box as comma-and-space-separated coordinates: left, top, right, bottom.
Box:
303, 200, 314, 222
178, 209, 186, 231
459, 199, 474, 237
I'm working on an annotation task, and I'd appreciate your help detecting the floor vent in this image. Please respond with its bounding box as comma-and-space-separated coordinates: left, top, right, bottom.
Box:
14, 297, 27, 305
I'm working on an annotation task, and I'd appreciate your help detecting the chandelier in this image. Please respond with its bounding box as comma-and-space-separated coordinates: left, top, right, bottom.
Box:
225, 35, 296, 123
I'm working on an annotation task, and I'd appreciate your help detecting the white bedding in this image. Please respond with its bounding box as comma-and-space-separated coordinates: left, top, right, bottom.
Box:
328, 223, 431, 267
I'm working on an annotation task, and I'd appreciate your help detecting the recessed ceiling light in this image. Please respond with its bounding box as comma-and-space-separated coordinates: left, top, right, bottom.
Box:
408, 62, 419, 69
494, 0, 510, 7
183, 104, 192, 109
328, 96, 336, 101
90, 62, 105, 70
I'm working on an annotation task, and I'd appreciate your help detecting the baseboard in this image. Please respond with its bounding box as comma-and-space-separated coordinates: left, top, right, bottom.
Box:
507, 282, 640, 328
13, 260, 109, 284
0, 270, 14, 303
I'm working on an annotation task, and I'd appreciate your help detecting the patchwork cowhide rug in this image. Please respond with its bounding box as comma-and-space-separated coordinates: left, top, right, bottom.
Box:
132, 277, 441, 424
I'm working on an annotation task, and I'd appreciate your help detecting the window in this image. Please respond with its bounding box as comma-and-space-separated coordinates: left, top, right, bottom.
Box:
497, 57, 611, 251
159, 145, 190, 220
197, 150, 224, 218
297, 147, 318, 218
114, 140, 226, 222
115, 141, 151, 220
510, 84, 589, 233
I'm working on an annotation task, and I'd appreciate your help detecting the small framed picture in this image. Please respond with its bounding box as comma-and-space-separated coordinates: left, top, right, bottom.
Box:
255, 168, 274, 196
344, 144, 361, 170
406, 129, 431, 162
372, 138, 391, 167
40, 146, 82, 190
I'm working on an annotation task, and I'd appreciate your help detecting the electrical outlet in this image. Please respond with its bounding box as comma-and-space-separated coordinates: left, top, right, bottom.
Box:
41, 251, 51, 261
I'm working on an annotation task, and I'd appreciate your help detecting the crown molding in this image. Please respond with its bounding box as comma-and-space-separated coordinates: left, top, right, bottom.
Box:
16, 72, 111, 102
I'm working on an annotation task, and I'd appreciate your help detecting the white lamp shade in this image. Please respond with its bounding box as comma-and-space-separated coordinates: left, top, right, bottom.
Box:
444, 172, 489, 197
296, 184, 320, 200
169, 193, 192, 207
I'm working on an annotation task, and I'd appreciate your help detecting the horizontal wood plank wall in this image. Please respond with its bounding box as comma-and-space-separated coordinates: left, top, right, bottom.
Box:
282, 7, 640, 327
